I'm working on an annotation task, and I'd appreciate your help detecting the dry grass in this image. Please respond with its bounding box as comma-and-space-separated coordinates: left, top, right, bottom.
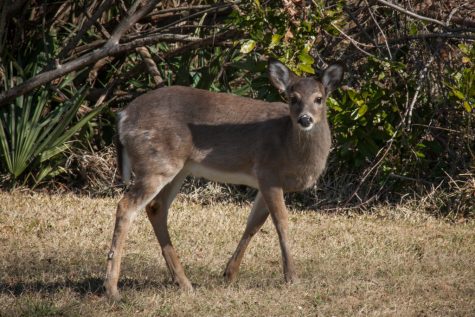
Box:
0, 191, 474, 316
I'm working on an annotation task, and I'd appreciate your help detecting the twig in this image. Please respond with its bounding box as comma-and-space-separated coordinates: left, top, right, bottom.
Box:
88, 56, 115, 84
411, 124, 461, 133
375, 0, 447, 27
85, 29, 240, 102
66, 4, 236, 59
133, 3, 236, 41
389, 32, 475, 43
388, 173, 432, 185
57, 0, 114, 60
3, 28, 240, 107
404, 56, 434, 131
86, 29, 241, 101
136, 46, 164, 86
148, 3, 233, 15
446, 4, 466, 26
343, 56, 434, 205
0, 33, 200, 106
365, 0, 392, 59
107, 0, 160, 47
85, 10, 110, 39
330, 22, 376, 57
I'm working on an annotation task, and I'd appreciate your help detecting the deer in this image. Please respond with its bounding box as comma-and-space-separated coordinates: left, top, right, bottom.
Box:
104, 58, 344, 300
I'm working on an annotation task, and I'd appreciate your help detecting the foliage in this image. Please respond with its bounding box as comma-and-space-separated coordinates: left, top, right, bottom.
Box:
0, 63, 104, 186
0, 0, 473, 207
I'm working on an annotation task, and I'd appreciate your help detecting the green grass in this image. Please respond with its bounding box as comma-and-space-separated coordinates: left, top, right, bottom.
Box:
0, 191, 474, 316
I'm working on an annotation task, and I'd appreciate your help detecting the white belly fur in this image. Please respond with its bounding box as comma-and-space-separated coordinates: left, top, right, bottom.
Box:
185, 162, 258, 188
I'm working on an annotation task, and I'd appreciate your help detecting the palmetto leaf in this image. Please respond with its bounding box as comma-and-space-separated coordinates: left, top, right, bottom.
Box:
0, 83, 104, 184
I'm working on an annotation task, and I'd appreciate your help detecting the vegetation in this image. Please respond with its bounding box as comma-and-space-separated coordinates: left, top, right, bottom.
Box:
0, 2, 473, 313
1, 191, 474, 316
0, 1, 473, 211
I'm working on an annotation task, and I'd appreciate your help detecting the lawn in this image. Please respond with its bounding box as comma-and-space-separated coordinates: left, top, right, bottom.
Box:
0, 191, 474, 316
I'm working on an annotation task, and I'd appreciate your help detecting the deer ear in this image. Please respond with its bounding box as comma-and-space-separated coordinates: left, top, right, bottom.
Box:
268, 58, 296, 92
322, 63, 344, 93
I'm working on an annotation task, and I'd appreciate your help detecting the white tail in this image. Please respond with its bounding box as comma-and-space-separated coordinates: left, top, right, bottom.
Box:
105, 58, 344, 300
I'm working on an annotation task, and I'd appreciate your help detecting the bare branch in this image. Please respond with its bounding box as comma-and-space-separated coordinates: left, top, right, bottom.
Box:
375, 0, 447, 27
57, 0, 115, 60
389, 32, 475, 43
136, 46, 164, 86
365, 0, 392, 59
330, 22, 376, 58
88, 56, 115, 84
404, 56, 435, 131
0, 27, 242, 107
107, 0, 160, 47
84, 29, 241, 103
0, 33, 201, 106
61, 3, 237, 60
344, 56, 435, 205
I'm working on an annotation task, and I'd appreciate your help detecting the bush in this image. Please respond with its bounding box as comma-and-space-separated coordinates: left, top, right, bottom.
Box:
0, 1, 472, 212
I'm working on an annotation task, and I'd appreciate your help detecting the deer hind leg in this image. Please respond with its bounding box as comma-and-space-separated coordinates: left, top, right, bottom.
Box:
145, 171, 193, 291
104, 172, 176, 301
224, 192, 269, 282
259, 183, 298, 284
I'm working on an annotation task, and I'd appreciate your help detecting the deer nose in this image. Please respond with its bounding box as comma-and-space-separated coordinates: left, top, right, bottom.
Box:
297, 114, 313, 128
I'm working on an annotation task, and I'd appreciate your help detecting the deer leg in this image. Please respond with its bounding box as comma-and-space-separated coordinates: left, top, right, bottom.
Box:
259, 183, 298, 284
145, 172, 193, 291
224, 192, 269, 282
104, 173, 174, 301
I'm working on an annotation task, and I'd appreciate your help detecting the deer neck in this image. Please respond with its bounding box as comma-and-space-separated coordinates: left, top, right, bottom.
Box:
287, 117, 331, 159
284, 109, 331, 183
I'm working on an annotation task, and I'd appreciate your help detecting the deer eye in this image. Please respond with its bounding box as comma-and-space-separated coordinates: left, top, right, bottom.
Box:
315, 97, 322, 104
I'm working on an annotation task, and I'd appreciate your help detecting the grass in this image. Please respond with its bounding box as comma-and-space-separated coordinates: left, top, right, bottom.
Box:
0, 191, 474, 316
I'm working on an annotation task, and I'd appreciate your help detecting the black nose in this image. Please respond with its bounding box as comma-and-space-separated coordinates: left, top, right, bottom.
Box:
297, 115, 313, 128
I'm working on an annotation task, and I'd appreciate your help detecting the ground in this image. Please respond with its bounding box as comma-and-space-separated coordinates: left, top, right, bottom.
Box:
0, 191, 474, 316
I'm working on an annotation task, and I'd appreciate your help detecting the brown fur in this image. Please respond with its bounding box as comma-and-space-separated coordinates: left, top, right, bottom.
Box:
104, 59, 344, 300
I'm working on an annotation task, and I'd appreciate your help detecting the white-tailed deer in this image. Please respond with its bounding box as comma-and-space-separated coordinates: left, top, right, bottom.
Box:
104, 58, 344, 300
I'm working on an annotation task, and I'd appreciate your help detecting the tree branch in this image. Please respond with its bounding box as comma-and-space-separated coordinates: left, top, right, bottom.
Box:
57, 0, 115, 60
84, 29, 241, 103
136, 46, 163, 86
0, 33, 202, 106
388, 32, 475, 43
107, 0, 160, 47
375, 0, 447, 27
330, 22, 376, 58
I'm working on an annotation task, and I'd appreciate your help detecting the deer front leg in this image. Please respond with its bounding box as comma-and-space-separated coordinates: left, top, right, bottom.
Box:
259, 182, 298, 284
224, 192, 269, 282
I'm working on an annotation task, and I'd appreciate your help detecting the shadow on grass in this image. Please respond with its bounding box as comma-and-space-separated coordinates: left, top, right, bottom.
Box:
0, 276, 174, 297
0, 260, 295, 298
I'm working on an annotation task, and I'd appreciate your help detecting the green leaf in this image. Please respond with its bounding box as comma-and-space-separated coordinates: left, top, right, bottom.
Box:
0, 74, 103, 184
302, 21, 312, 32
356, 104, 368, 118
409, 23, 418, 36
40, 143, 70, 162
297, 63, 315, 74
458, 43, 470, 55
452, 89, 465, 100
463, 101, 472, 112
415, 151, 425, 158
240, 40, 256, 54
298, 52, 314, 65
269, 34, 282, 48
